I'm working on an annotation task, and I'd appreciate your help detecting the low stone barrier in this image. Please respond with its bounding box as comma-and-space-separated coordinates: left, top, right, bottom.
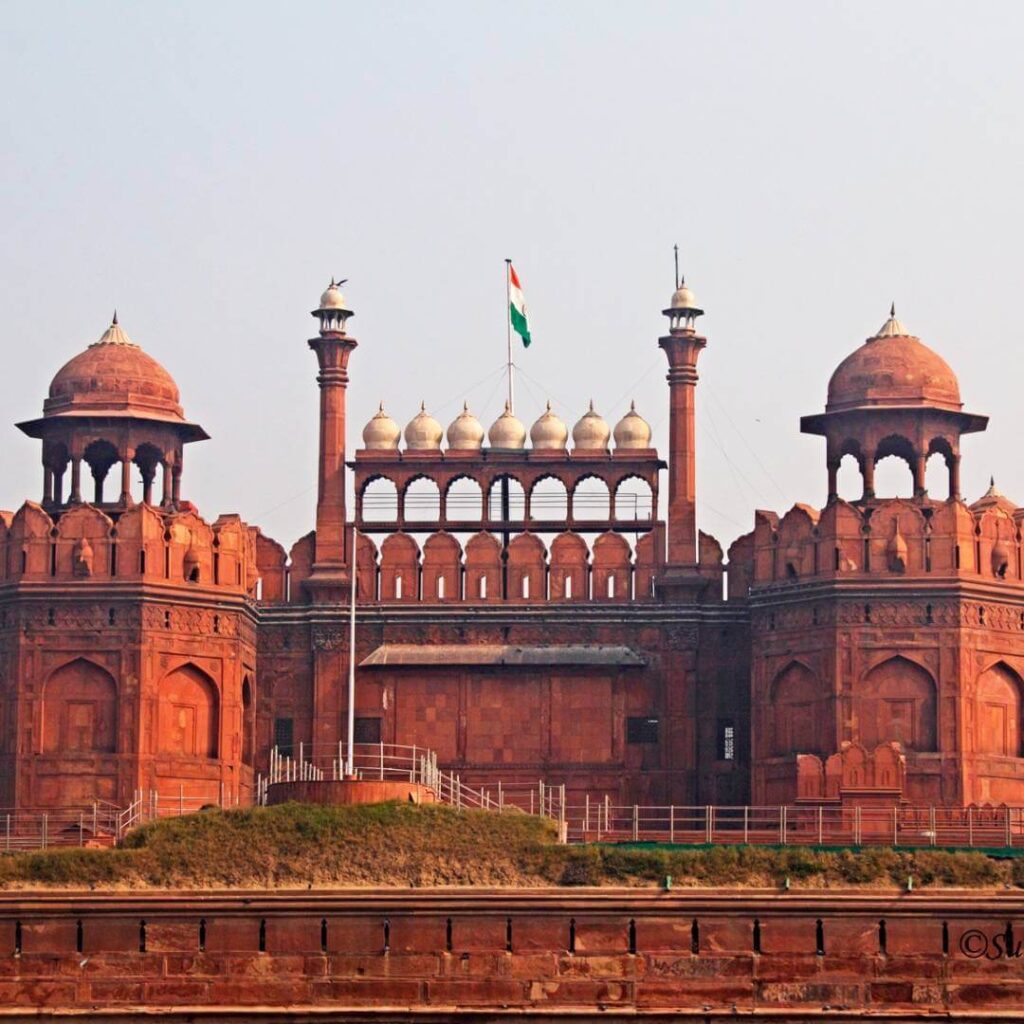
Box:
0, 889, 1020, 1019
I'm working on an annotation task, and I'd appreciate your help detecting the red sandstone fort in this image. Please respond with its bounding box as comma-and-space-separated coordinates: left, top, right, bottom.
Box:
2, 277, 1021, 816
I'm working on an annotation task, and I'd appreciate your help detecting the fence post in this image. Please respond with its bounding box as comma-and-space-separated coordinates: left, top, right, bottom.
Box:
670, 805, 675, 844
968, 805, 974, 848
498, 780, 503, 812
79, 813, 84, 847
1007, 806, 1013, 849
4, 813, 8, 852
781, 806, 787, 845
743, 806, 749, 845
818, 805, 823, 846
380, 740, 385, 781
930, 806, 936, 846
42, 813, 48, 850
706, 805, 713, 845
605, 794, 611, 837
632, 804, 639, 842
93, 802, 98, 838
854, 806, 862, 846
585, 794, 590, 835
893, 806, 898, 847
561, 785, 566, 827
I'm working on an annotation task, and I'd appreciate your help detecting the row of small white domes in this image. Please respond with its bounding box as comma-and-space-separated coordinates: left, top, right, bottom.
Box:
363, 400, 652, 452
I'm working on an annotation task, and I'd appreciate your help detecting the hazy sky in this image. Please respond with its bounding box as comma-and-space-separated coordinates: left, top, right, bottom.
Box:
2, 2, 1022, 554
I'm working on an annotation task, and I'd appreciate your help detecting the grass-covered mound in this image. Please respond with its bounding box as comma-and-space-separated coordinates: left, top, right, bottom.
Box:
1, 801, 1023, 890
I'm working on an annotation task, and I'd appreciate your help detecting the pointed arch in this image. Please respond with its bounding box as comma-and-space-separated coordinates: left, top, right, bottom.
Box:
854, 655, 936, 752
42, 658, 117, 754
977, 662, 1023, 757
768, 660, 829, 757
158, 663, 219, 758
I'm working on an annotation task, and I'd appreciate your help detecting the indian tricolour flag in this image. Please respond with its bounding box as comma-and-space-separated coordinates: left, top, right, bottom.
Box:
509, 263, 532, 348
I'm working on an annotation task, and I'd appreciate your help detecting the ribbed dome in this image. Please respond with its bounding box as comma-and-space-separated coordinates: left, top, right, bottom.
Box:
572, 401, 611, 451
669, 281, 701, 312
613, 401, 652, 449
488, 402, 527, 450
318, 278, 350, 312
826, 311, 961, 413
362, 403, 401, 450
530, 401, 568, 450
404, 402, 443, 450
971, 478, 1018, 516
45, 316, 185, 422
446, 402, 485, 450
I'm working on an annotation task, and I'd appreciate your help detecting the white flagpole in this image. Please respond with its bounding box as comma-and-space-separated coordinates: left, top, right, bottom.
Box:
505, 258, 514, 413
346, 524, 357, 777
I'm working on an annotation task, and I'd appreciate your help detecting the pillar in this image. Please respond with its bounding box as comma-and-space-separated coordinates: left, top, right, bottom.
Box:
950, 455, 961, 501
659, 329, 707, 567
119, 454, 133, 506
70, 457, 82, 504
42, 466, 53, 505
826, 460, 839, 503
161, 460, 172, 506
913, 452, 927, 498
862, 454, 875, 500
307, 329, 358, 590
172, 464, 182, 505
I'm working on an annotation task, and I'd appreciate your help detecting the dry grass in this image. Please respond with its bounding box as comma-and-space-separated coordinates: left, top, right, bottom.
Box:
0, 802, 1020, 890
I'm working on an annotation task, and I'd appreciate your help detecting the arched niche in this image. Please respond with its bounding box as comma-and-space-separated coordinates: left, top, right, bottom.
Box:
465, 531, 501, 602
42, 659, 117, 754
768, 661, 829, 757
241, 676, 254, 766
854, 655, 937, 753
977, 663, 1023, 757
380, 533, 420, 602
158, 664, 219, 758
549, 532, 588, 601
507, 532, 546, 601
422, 532, 462, 602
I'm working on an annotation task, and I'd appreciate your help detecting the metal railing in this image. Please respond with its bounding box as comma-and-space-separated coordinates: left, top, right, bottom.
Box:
258, 744, 568, 829
0, 801, 122, 851
560, 800, 1024, 849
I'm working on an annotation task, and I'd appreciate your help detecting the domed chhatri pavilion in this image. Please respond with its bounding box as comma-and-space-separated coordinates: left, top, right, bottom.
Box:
1, 277, 1023, 815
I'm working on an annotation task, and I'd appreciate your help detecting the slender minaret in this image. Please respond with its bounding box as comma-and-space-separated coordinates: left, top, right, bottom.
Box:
658, 267, 706, 573
306, 279, 358, 601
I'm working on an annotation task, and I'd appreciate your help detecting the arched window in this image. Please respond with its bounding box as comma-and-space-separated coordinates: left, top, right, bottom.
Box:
836, 452, 861, 502
488, 477, 526, 521
854, 656, 937, 752
873, 435, 916, 499
404, 477, 441, 523
445, 477, 483, 522
530, 477, 568, 521
42, 659, 117, 754
83, 440, 119, 505
158, 664, 219, 758
614, 477, 654, 521
977, 664, 1023, 756
362, 478, 398, 522
571, 476, 611, 522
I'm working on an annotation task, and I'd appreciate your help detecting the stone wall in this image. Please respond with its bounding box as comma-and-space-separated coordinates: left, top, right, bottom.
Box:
0, 890, 1021, 1018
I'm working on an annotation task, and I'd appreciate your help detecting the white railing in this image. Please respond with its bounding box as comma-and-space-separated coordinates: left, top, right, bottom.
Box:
558, 800, 1024, 849
0, 801, 121, 851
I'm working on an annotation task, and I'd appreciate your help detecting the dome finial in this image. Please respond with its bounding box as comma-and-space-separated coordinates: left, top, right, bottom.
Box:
112, 309, 118, 326
890, 301, 896, 318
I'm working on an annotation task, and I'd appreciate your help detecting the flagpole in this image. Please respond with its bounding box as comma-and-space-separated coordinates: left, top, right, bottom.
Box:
505, 258, 514, 412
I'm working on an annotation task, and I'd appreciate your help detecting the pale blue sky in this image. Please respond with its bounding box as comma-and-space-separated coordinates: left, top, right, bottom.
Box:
2, 2, 1022, 552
